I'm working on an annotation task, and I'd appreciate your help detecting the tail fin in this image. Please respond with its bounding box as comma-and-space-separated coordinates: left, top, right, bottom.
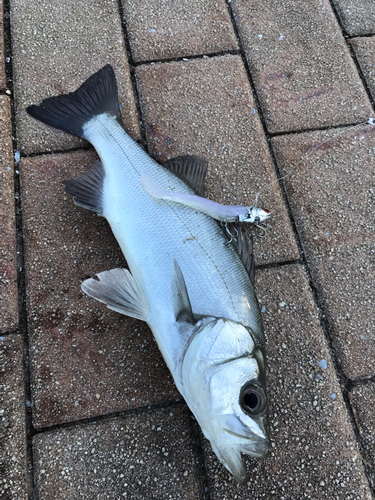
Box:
26, 65, 122, 138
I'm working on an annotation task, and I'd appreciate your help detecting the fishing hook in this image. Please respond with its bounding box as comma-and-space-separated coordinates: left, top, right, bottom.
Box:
222, 222, 238, 244
255, 222, 269, 238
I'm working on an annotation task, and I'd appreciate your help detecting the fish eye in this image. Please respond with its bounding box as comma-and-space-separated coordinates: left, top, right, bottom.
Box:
239, 383, 266, 415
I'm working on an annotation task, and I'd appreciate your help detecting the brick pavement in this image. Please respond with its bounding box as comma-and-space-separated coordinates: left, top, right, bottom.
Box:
1, 0, 375, 498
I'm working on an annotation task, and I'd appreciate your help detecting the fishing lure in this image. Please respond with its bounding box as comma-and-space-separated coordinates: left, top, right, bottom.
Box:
141, 170, 271, 228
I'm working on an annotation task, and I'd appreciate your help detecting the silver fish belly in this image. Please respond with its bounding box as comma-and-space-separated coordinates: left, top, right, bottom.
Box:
27, 65, 269, 484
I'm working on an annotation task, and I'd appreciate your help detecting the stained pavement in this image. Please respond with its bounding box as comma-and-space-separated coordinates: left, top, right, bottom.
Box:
1, 0, 375, 498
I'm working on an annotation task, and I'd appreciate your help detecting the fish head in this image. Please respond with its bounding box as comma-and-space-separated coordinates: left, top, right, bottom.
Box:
181, 317, 269, 484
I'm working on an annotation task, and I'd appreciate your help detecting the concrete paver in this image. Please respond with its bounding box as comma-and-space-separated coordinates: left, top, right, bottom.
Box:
0, 0, 5, 90
231, 0, 372, 133
349, 383, 375, 487
136, 55, 299, 265
10, 0, 139, 155
33, 406, 204, 499
0, 96, 18, 333
0, 335, 27, 500
203, 264, 371, 499
272, 125, 375, 379
332, 0, 375, 36
121, 0, 238, 62
20, 151, 177, 428
351, 37, 375, 101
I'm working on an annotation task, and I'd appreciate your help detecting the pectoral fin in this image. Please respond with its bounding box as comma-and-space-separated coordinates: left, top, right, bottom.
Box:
172, 259, 194, 324
81, 268, 148, 321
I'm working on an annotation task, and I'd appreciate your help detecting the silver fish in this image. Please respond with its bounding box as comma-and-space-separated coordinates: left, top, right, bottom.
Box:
27, 65, 269, 483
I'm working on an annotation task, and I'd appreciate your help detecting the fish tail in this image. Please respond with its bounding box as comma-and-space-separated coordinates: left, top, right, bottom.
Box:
26, 65, 121, 138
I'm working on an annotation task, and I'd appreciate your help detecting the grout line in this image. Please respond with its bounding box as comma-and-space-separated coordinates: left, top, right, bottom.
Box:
3, 0, 35, 498
0, 329, 21, 337
347, 377, 375, 390
348, 33, 375, 39
269, 120, 374, 137
33, 399, 185, 435
132, 49, 241, 67
255, 259, 302, 271
227, 0, 375, 496
117, 0, 148, 149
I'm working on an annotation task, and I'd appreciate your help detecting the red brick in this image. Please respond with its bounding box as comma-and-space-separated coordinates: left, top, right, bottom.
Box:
332, 0, 375, 36
204, 264, 371, 499
0, 96, 18, 332
33, 406, 204, 499
20, 151, 178, 428
272, 125, 375, 379
10, 0, 139, 155
231, 0, 372, 133
121, 0, 238, 62
136, 55, 299, 265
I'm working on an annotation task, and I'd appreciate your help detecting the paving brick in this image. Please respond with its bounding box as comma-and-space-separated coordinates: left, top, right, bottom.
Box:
136, 55, 299, 265
0, 335, 27, 500
33, 406, 204, 499
349, 384, 375, 488
0, 0, 6, 90
203, 264, 371, 499
231, 0, 372, 133
332, 0, 375, 36
121, 0, 238, 62
0, 96, 18, 333
351, 37, 375, 101
20, 151, 178, 428
272, 125, 375, 379
10, 0, 139, 155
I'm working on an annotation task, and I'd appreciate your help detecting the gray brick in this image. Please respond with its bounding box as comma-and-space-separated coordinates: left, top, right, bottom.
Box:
20, 152, 178, 428
0, 96, 18, 333
203, 264, 371, 499
10, 0, 139, 155
33, 406, 204, 499
136, 55, 299, 265
272, 125, 375, 379
0, 0, 6, 90
0, 335, 27, 500
121, 0, 238, 62
351, 36, 375, 101
332, 0, 375, 36
231, 0, 372, 133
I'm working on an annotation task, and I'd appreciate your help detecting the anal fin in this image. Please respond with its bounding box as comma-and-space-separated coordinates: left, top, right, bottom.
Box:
63, 160, 105, 215
163, 156, 208, 197
81, 268, 148, 321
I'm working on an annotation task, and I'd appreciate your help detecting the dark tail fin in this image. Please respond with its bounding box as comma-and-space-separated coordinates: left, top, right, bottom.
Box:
26, 65, 122, 138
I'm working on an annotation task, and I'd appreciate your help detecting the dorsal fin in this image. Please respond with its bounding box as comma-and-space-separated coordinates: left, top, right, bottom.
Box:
229, 224, 255, 286
63, 160, 105, 215
163, 156, 208, 197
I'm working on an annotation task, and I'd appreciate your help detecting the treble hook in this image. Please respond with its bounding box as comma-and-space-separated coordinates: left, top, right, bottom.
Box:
222, 222, 238, 244
255, 222, 269, 238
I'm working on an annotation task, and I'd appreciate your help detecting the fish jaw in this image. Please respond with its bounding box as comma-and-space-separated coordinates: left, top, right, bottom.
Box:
181, 318, 269, 483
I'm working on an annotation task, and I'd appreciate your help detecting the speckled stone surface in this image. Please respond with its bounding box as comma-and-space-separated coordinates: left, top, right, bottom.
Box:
332, 0, 375, 36
230, 0, 372, 133
203, 264, 371, 499
136, 55, 299, 265
351, 37, 375, 101
20, 151, 178, 428
121, 0, 238, 62
10, 0, 139, 155
0, 0, 5, 90
33, 406, 204, 499
0, 335, 28, 500
0, 96, 18, 333
349, 384, 375, 488
272, 124, 375, 379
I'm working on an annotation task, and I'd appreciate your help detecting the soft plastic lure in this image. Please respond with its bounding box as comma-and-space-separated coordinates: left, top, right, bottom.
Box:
141, 170, 271, 226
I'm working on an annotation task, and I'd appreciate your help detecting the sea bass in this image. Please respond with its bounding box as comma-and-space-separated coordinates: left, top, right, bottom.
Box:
27, 65, 269, 483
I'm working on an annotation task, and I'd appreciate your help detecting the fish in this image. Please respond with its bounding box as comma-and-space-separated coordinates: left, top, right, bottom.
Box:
27, 65, 269, 484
